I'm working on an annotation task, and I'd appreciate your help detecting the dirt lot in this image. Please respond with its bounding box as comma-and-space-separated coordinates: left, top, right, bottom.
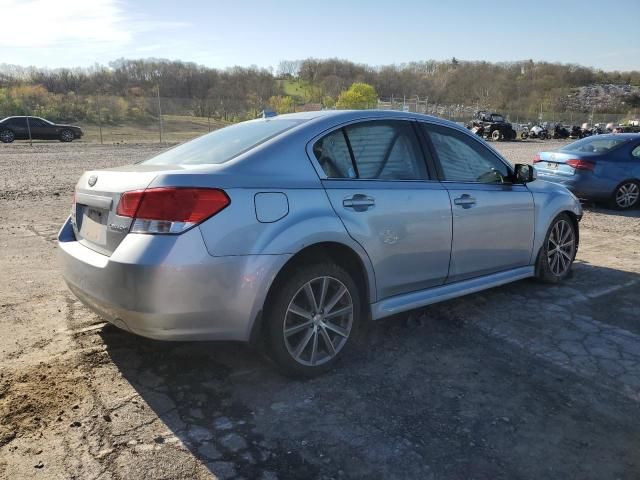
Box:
1, 139, 639, 479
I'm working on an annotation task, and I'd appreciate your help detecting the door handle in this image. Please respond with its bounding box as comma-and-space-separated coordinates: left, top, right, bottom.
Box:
343, 194, 375, 211
454, 194, 476, 208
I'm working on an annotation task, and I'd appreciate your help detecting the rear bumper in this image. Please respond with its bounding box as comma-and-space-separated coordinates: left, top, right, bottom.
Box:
58, 216, 289, 341
536, 172, 611, 200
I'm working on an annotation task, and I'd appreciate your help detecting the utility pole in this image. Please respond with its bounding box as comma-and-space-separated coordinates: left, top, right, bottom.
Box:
97, 97, 103, 145
25, 113, 32, 147
157, 85, 163, 144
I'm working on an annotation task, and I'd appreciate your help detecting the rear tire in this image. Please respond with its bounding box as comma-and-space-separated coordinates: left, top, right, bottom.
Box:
535, 213, 577, 283
60, 129, 74, 142
0, 129, 15, 143
610, 181, 640, 210
266, 262, 361, 377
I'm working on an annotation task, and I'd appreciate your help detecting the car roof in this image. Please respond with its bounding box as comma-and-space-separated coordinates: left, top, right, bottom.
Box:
586, 133, 640, 140
277, 109, 466, 133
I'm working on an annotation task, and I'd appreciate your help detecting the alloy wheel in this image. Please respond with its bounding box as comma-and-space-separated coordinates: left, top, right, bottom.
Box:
547, 219, 575, 276
0, 130, 15, 143
61, 130, 73, 142
615, 182, 639, 209
283, 276, 354, 366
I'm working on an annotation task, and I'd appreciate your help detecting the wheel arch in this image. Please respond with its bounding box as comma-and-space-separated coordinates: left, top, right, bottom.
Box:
533, 209, 580, 274
612, 178, 640, 194
249, 241, 375, 345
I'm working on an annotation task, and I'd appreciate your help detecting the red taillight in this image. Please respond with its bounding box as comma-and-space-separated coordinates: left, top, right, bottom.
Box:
566, 159, 595, 171
533, 154, 542, 163
117, 187, 230, 234
116, 190, 144, 217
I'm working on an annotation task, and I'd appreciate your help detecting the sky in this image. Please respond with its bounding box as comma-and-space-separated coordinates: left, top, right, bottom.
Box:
1, 0, 639, 72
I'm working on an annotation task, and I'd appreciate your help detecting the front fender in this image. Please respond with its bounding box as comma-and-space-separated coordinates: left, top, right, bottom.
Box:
528, 180, 583, 263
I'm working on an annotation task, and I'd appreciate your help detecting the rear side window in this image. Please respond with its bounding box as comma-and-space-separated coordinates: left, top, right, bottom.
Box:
8, 118, 27, 128
314, 120, 427, 180
561, 136, 628, 154
422, 123, 510, 183
143, 118, 303, 165
632, 144, 640, 159
313, 130, 356, 178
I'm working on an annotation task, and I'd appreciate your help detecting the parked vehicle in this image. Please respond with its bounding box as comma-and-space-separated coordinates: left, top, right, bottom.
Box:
468, 111, 517, 141
535, 133, 640, 209
612, 124, 640, 134
529, 124, 549, 139
580, 123, 605, 138
59, 110, 582, 376
0, 116, 83, 143
552, 123, 571, 139
569, 125, 583, 139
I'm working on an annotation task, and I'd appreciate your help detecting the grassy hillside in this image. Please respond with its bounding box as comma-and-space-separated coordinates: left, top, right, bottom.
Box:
78, 115, 230, 144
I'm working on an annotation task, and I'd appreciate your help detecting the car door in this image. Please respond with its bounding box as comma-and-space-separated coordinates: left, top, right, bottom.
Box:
312, 119, 452, 300
8, 118, 29, 139
26, 118, 47, 139
419, 122, 534, 283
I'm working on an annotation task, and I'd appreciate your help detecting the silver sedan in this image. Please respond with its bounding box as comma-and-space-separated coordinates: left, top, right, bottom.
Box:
58, 110, 582, 376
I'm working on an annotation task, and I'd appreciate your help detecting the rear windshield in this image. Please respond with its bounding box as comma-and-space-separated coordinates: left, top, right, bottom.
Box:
561, 136, 628, 154
142, 118, 302, 165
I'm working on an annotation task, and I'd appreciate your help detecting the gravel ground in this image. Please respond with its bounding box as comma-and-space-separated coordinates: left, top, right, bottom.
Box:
1, 140, 639, 479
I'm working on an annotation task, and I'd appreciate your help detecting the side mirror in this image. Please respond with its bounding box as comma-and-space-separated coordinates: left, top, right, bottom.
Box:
514, 163, 537, 183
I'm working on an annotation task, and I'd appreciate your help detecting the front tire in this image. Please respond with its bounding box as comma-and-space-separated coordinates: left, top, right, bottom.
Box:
60, 129, 74, 142
535, 213, 577, 283
491, 129, 501, 141
266, 262, 361, 377
0, 129, 15, 143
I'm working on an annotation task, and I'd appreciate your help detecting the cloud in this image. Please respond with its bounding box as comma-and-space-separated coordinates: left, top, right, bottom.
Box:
0, 0, 187, 50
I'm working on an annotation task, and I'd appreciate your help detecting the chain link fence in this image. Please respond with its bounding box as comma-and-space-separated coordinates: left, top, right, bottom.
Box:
375, 96, 635, 127
3, 93, 637, 145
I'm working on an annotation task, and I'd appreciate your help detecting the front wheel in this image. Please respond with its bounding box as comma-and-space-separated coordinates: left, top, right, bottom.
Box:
0, 129, 15, 143
536, 214, 577, 283
60, 129, 74, 142
491, 129, 501, 141
520, 131, 529, 140
611, 181, 640, 210
266, 262, 361, 377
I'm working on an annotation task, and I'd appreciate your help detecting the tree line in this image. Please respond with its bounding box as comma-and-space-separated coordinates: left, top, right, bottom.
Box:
0, 57, 638, 124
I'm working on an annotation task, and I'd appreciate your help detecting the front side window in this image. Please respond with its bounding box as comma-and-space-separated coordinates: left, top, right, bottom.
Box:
422, 123, 510, 183
314, 120, 427, 180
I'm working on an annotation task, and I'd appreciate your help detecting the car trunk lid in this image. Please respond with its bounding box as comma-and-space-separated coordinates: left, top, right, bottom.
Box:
534, 151, 596, 176
72, 164, 180, 256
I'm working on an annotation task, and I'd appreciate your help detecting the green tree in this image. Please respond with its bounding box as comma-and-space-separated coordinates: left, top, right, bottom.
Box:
336, 82, 378, 109
268, 95, 295, 113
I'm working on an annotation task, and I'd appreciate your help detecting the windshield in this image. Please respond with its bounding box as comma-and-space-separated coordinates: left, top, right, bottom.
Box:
561, 136, 629, 154
491, 115, 504, 122
142, 118, 303, 165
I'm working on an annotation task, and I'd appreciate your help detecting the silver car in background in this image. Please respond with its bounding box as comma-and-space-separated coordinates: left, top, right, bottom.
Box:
58, 110, 582, 376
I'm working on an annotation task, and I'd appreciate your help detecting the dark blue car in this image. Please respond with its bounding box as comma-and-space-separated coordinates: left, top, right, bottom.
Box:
535, 134, 640, 209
